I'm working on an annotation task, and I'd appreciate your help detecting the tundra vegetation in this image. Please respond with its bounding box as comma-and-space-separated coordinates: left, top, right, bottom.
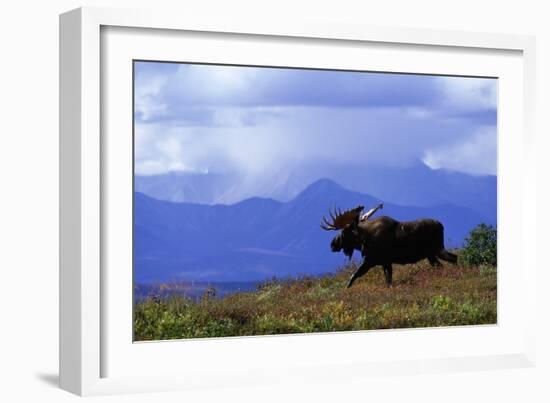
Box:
134, 224, 497, 341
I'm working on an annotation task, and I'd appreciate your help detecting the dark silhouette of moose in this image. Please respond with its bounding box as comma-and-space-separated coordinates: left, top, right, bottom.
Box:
321, 204, 457, 288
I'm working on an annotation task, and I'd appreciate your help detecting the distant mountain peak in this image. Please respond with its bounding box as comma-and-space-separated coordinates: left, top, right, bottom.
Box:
300, 178, 345, 194
134, 163, 496, 221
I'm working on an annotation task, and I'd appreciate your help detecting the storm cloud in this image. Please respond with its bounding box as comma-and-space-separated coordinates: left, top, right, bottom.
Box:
134, 61, 497, 177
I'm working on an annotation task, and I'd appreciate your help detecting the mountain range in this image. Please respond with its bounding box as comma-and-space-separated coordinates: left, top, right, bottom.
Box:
135, 161, 496, 222
134, 178, 495, 283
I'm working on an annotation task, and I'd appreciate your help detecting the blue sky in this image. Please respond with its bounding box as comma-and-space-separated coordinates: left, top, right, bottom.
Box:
134, 61, 497, 178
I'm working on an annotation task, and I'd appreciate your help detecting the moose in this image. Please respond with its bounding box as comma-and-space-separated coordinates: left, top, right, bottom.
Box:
321, 204, 457, 288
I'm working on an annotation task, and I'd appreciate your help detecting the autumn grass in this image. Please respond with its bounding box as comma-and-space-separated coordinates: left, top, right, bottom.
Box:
134, 261, 497, 341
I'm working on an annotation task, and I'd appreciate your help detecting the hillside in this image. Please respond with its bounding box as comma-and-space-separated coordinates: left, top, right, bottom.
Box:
134, 260, 497, 340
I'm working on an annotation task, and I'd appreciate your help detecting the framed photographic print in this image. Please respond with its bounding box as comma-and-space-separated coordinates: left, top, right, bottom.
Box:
131, 60, 498, 341
60, 7, 537, 396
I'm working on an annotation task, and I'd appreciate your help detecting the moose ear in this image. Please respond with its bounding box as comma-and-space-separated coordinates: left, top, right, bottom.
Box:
352, 214, 360, 227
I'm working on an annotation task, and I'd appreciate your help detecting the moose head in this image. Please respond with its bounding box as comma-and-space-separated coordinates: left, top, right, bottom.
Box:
320, 204, 383, 260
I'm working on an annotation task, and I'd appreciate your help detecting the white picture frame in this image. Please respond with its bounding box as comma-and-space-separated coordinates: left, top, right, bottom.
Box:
59, 6, 537, 396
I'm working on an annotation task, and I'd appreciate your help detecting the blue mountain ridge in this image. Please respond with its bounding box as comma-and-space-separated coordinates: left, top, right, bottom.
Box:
134, 161, 497, 222
134, 178, 494, 283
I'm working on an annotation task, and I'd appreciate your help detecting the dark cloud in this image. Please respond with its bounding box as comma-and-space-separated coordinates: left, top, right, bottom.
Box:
136, 62, 495, 122
134, 61, 497, 176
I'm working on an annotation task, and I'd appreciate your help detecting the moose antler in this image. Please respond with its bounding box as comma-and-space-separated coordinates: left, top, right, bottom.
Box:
360, 203, 383, 221
320, 205, 364, 230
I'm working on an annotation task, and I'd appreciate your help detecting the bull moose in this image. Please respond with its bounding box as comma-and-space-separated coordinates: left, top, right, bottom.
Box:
321, 204, 457, 288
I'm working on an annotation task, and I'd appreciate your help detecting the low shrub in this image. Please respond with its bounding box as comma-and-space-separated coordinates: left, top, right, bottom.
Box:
459, 223, 497, 267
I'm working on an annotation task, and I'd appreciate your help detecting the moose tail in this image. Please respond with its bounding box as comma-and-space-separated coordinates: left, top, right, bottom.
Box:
437, 249, 458, 264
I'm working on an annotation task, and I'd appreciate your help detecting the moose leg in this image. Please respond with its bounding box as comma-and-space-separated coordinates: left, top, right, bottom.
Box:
382, 264, 393, 287
347, 260, 375, 288
428, 256, 443, 267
